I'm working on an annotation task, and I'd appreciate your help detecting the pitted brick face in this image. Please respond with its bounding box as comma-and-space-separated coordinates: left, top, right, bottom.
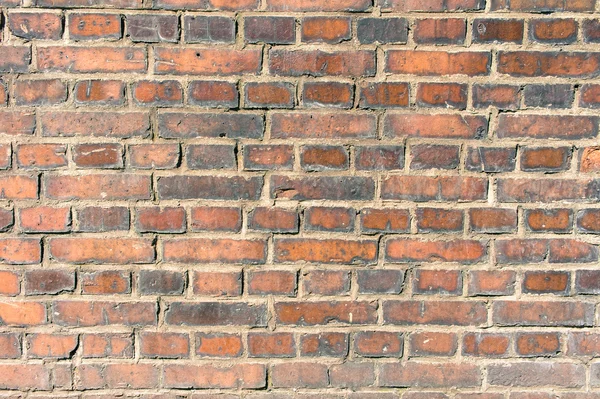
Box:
0, 0, 599, 396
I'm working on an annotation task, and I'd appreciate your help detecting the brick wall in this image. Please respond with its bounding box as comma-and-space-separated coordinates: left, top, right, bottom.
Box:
0, 0, 600, 396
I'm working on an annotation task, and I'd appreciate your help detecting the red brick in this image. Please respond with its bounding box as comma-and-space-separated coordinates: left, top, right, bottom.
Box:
384, 114, 488, 139
493, 301, 594, 327
270, 50, 375, 77
14, 79, 67, 106
521, 147, 572, 172
192, 271, 242, 296
497, 178, 600, 203
473, 84, 520, 110
275, 301, 377, 325
300, 332, 348, 357
0, 364, 50, 390
271, 176, 375, 201
245, 16, 295, 44
247, 270, 297, 296
190, 207, 241, 232
548, 239, 597, 263
271, 363, 328, 388
248, 333, 295, 357
9, 12, 62, 40
580, 146, 600, 172
164, 238, 266, 264
490, 0, 595, 12
359, 82, 409, 109
275, 238, 377, 264
498, 52, 600, 78
163, 364, 266, 389
41, 111, 150, 138
139, 332, 189, 358
267, 0, 370, 11
473, 19, 524, 43
386, 50, 490, 76
386, 239, 486, 263
38, 0, 141, 7
154, 48, 261, 75
0, 333, 21, 358
516, 332, 560, 356
69, 13, 121, 40
303, 270, 350, 296
523, 271, 570, 295
129, 144, 180, 169
0, 112, 34, 139
133, 80, 183, 106
243, 144, 294, 170
76, 206, 129, 232
45, 174, 151, 200
249, 207, 299, 233
0, 238, 41, 264
354, 331, 403, 358
74, 80, 125, 105
525, 209, 572, 233
414, 18, 466, 44
567, 332, 600, 355
19, 206, 70, 233
305, 206, 355, 232
380, 362, 481, 388
189, 80, 238, 108
357, 269, 404, 294
16, 144, 66, 169
135, 207, 186, 233
0, 271, 20, 296
487, 362, 584, 388
196, 333, 243, 357
410, 332, 457, 356
77, 363, 159, 389
496, 239, 548, 264
382, 0, 483, 11
138, 270, 185, 296
304, 82, 353, 108
49, 238, 155, 264
360, 208, 410, 233
470, 208, 517, 233
416, 83, 467, 109
81, 334, 133, 358
302, 17, 351, 43
25, 269, 74, 295
72, 143, 124, 168
383, 300, 487, 326
159, 112, 263, 139
530, 19, 577, 43
156, 0, 258, 10
0, 301, 46, 325
416, 208, 463, 232
0, 46, 31, 73
38, 46, 146, 73
158, 175, 263, 200
80, 271, 130, 295
411, 145, 460, 170
330, 362, 375, 388
413, 270, 462, 295
468, 270, 516, 296
27, 334, 77, 359
272, 112, 376, 139
130, 14, 179, 42
53, 301, 156, 327
301, 145, 349, 171
584, 19, 600, 43
463, 332, 510, 357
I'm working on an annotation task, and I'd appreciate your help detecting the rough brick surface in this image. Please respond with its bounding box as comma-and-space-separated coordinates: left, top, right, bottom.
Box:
0, 0, 598, 396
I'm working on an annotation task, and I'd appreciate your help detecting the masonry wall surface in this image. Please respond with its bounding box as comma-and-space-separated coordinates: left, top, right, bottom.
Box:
0, 0, 600, 397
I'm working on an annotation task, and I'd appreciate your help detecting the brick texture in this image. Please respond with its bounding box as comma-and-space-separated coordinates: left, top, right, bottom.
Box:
0, 0, 598, 396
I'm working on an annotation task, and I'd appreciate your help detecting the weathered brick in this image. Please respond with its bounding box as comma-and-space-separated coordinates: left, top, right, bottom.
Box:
25, 269, 75, 295
139, 270, 185, 295
165, 302, 267, 326
303, 270, 350, 296
189, 80, 238, 108
302, 17, 351, 43
414, 18, 466, 44
380, 362, 481, 388
386, 50, 490, 76
80, 270, 130, 295
499, 52, 600, 78
245, 16, 295, 44
38, 46, 146, 73
184, 15, 235, 43
154, 48, 261, 75
383, 300, 487, 326
128, 14, 178, 42
275, 238, 378, 264
355, 331, 403, 358
159, 112, 263, 139
270, 50, 375, 77
487, 362, 584, 388
275, 301, 377, 325
382, 176, 487, 202
49, 238, 155, 264
9, 12, 62, 40
69, 13, 121, 40
53, 301, 157, 327
385, 114, 488, 139
158, 175, 263, 200
163, 238, 266, 264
